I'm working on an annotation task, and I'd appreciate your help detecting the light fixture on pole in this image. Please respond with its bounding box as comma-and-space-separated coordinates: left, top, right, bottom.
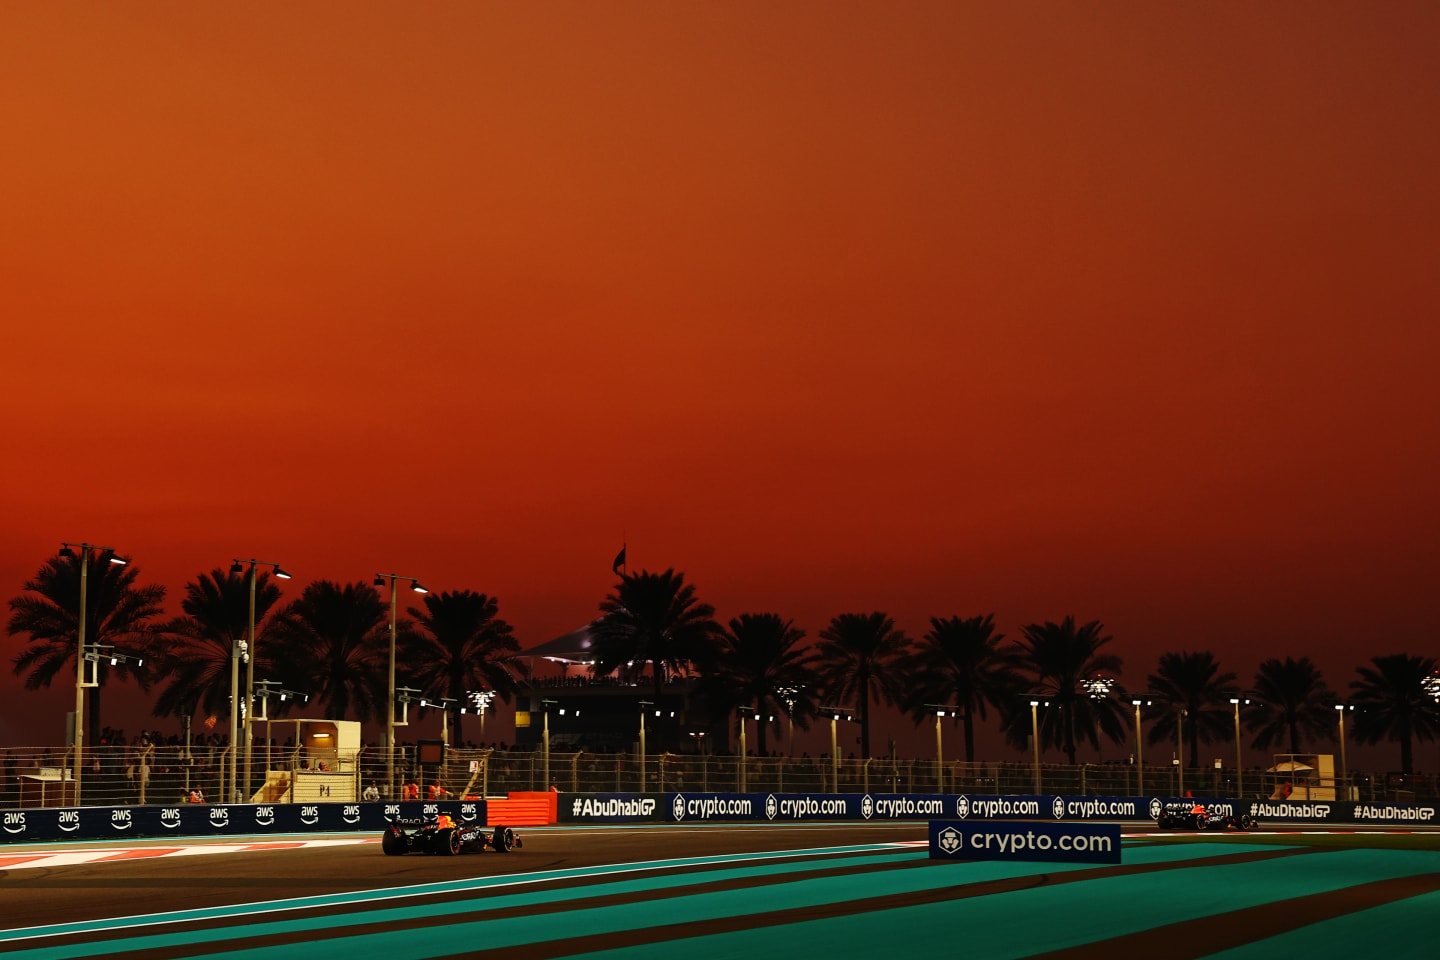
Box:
736, 706, 759, 792
1335, 703, 1354, 799
775, 684, 801, 757
638, 700, 653, 792
1423, 669, 1440, 704
540, 699, 557, 788
926, 705, 958, 792
1425, 671, 1440, 774
375, 573, 429, 801
821, 706, 853, 793
1131, 698, 1151, 795
466, 689, 497, 741
88, 643, 143, 669
230, 558, 290, 804
83, 639, 145, 796
1029, 700, 1047, 793
60, 542, 126, 806
1177, 706, 1187, 797
1230, 697, 1252, 798
420, 696, 457, 746
253, 679, 307, 791
227, 627, 249, 803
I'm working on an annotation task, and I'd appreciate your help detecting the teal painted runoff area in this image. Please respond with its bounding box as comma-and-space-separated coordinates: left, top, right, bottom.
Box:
1204, 888, 1440, 960
568, 848, 1440, 960
6, 841, 1437, 960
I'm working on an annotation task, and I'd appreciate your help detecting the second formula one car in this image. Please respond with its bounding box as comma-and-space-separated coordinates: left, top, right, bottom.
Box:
381, 815, 522, 856
1154, 801, 1257, 831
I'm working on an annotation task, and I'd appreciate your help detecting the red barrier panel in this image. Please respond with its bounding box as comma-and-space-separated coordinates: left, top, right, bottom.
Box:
485, 791, 557, 826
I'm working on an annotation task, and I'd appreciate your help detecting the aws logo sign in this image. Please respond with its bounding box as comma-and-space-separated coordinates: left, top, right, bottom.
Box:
254, 806, 276, 827
161, 808, 182, 829
209, 807, 230, 829
59, 810, 81, 832
342, 805, 361, 825
300, 805, 320, 826
110, 809, 134, 831
2, 812, 25, 835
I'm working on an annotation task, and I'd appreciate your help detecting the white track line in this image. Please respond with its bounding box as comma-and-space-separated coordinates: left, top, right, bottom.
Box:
0, 837, 375, 872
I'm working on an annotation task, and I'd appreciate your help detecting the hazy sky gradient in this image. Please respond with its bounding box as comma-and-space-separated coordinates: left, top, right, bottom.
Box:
3, 4, 1437, 762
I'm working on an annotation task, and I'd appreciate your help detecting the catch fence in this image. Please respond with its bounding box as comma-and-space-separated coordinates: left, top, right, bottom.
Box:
2, 744, 1433, 807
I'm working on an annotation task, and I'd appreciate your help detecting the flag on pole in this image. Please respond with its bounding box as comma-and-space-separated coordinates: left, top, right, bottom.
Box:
612, 544, 627, 576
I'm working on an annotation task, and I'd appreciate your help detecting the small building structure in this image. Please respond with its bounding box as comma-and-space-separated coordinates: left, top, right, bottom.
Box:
250, 719, 361, 803
1268, 754, 1338, 801
17, 767, 76, 807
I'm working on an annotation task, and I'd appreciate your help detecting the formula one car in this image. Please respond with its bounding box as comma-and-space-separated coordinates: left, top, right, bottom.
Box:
1154, 801, 1257, 831
381, 815, 522, 856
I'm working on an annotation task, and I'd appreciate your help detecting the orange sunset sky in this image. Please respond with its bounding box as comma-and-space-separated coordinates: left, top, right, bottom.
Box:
2, 4, 1437, 763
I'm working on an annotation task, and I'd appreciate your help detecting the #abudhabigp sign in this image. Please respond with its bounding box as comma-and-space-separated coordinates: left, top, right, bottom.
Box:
929, 820, 1122, 864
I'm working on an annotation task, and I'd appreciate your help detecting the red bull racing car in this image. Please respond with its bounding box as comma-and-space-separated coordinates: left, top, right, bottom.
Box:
381, 815, 522, 856
1154, 801, 1257, 831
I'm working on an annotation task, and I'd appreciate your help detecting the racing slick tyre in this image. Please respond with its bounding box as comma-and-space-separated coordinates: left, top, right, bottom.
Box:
437, 828, 461, 856
382, 829, 408, 856
1238, 813, 1255, 831
1193, 816, 1208, 831
491, 826, 515, 853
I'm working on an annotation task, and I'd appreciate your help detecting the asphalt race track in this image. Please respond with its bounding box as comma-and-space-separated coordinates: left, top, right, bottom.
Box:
1, 822, 919, 926
4, 823, 1439, 959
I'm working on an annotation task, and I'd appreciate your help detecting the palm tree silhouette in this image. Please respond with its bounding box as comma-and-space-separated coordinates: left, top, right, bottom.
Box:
1349, 654, 1440, 775
265, 581, 391, 725
907, 614, 1022, 763
591, 569, 722, 699
7, 550, 165, 744
815, 612, 911, 760
403, 590, 525, 745
1246, 657, 1334, 754
151, 568, 286, 725
695, 612, 819, 756
1007, 616, 1126, 764
1145, 651, 1238, 768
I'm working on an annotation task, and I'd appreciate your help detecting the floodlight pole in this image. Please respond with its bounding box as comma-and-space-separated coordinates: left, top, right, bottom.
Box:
1030, 700, 1043, 793
63, 543, 126, 806
541, 699, 556, 788
638, 700, 653, 792
737, 707, 755, 792
1335, 704, 1351, 799
228, 630, 242, 804
926, 704, 957, 793
1231, 698, 1250, 798
376, 573, 428, 800
1131, 699, 1149, 795
233, 558, 289, 803
821, 706, 853, 793
72, 545, 91, 804
1177, 707, 1186, 797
